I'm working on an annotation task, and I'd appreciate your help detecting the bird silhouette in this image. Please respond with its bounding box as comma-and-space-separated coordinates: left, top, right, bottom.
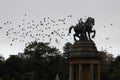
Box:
105, 37, 110, 40
110, 24, 113, 25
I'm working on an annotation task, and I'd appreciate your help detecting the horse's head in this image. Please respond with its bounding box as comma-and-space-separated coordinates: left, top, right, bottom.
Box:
85, 17, 95, 28
91, 18, 95, 25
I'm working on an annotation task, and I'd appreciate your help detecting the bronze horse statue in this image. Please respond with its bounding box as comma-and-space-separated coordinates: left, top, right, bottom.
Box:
69, 17, 96, 41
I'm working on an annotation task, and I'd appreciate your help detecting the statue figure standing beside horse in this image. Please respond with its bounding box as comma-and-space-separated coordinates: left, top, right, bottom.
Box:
69, 17, 96, 41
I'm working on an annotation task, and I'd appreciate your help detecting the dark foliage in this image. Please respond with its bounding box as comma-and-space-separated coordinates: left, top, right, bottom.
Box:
0, 41, 69, 80
0, 42, 120, 80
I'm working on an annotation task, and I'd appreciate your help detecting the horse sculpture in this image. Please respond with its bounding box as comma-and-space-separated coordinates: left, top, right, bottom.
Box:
69, 17, 96, 41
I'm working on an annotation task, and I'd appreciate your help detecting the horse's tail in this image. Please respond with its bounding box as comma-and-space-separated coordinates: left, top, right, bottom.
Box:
69, 26, 74, 33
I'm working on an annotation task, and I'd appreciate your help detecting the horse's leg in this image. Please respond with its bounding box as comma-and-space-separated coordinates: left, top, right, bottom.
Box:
74, 33, 80, 41
76, 34, 80, 41
74, 34, 77, 41
88, 31, 91, 40
92, 30, 96, 38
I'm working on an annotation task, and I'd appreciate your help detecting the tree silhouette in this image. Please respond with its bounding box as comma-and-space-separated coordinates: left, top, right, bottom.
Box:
63, 42, 72, 59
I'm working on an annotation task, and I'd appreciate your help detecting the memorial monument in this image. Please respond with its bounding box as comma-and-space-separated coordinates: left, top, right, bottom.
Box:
68, 17, 100, 80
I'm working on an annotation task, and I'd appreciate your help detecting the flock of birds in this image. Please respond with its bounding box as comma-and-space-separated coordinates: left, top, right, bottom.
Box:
2, 14, 73, 46
101, 23, 114, 51
0, 14, 114, 53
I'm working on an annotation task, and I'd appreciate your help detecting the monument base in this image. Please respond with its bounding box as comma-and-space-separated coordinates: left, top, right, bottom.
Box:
69, 40, 100, 80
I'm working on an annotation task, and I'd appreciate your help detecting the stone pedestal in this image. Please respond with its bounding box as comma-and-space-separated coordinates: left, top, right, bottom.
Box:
69, 40, 100, 80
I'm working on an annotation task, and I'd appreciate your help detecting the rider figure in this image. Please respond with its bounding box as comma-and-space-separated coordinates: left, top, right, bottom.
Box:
79, 18, 87, 40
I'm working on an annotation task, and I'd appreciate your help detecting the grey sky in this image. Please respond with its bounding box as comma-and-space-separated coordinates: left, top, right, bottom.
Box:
0, 0, 120, 58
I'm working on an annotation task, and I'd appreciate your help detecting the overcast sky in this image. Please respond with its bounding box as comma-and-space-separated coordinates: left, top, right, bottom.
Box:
0, 0, 120, 59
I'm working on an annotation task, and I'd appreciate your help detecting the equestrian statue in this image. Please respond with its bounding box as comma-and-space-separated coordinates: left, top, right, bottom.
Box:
69, 17, 96, 41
